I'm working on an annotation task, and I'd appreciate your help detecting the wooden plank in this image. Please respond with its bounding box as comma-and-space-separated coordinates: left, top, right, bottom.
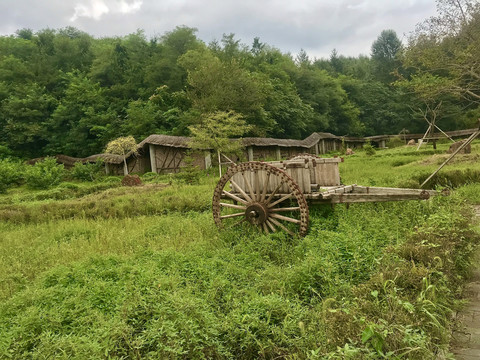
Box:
351, 186, 436, 196
310, 193, 434, 204
149, 144, 157, 173
320, 185, 356, 198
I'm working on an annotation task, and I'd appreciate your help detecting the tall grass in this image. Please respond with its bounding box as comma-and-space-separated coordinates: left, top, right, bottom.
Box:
0, 144, 480, 358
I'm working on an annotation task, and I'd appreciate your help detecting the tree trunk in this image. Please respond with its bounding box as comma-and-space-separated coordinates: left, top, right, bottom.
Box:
123, 157, 128, 175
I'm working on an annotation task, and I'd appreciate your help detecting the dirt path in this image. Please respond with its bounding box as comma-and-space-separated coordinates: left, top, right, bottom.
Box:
450, 206, 480, 359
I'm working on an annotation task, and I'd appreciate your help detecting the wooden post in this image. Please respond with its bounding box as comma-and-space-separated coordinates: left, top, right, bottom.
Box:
315, 143, 319, 155
275, 147, 281, 160
333, 141, 337, 151
321, 140, 326, 154
218, 150, 222, 177
204, 152, 212, 169
149, 144, 157, 173
247, 147, 254, 161
105, 163, 110, 175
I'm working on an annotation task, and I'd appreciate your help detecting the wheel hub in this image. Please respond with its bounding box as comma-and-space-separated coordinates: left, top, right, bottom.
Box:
245, 203, 268, 225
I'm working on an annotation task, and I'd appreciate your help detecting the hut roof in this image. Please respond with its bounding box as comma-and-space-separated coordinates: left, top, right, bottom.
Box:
241, 137, 308, 148
27, 155, 84, 166
83, 153, 127, 164
138, 134, 192, 148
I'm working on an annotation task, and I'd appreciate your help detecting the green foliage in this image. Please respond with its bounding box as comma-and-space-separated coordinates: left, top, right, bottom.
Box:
25, 157, 64, 189
371, 29, 403, 83
105, 136, 137, 175
70, 160, 104, 181
0, 158, 24, 193
174, 152, 201, 185
363, 142, 376, 156
188, 111, 251, 154
386, 136, 405, 148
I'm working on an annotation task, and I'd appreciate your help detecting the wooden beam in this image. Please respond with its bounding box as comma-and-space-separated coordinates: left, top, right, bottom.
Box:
275, 147, 281, 160
420, 128, 480, 188
320, 185, 356, 199
247, 147, 254, 161
311, 193, 434, 204
149, 144, 157, 173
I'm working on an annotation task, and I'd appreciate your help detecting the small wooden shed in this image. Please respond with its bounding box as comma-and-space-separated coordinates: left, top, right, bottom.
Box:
241, 137, 310, 161
138, 135, 212, 174
83, 152, 149, 175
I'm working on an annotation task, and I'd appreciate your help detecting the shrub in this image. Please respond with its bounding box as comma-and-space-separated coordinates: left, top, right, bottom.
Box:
386, 136, 405, 148
70, 160, 104, 181
363, 142, 376, 156
174, 153, 201, 185
0, 159, 24, 193
25, 158, 65, 189
141, 172, 162, 182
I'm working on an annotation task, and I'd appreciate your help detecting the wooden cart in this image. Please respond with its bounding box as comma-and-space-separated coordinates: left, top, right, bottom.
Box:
212, 155, 436, 236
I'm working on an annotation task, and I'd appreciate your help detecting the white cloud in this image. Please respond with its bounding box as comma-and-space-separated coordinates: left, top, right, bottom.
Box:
70, 0, 142, 22
119, 0, 142, 14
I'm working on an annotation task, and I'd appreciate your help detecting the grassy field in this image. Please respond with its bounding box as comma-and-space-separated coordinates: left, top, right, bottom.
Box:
1, 141, 480, 359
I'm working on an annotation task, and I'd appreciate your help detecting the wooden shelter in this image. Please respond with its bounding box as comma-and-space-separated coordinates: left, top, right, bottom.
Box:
83, 152, 149, 175
57, 126, 480, 176
138, 135, 212, 174
27, 155, 84, 170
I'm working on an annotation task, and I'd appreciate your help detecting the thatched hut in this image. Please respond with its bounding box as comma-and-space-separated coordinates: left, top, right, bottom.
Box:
83, 152, 149, 175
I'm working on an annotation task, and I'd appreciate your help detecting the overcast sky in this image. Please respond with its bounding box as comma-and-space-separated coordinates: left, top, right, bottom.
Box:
0, 0, 437, 59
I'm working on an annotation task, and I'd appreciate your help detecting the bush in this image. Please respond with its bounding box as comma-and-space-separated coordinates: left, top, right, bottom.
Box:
386, 136, 405, 148
0, 159, 24, 193
25, 158, 65, 189
141, 171, 162, 182
70, 160, 104, 181
173, 153, 201, 185
363, 142, 376, 156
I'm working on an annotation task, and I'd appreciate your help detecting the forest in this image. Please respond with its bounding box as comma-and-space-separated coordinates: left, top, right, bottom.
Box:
0, 0, 479, 159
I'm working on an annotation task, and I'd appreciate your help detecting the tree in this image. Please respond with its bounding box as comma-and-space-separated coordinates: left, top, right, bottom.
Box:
188, 111, 251, 176
105, 136, 138, 175
178, 49, 271, 133
405, 0, 480, 106
371, 30, 403, 83
46, 71, 117, 157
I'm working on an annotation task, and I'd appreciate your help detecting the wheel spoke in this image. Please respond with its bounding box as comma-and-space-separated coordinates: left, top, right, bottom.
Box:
262, 222, 269, 234
264, 181, 284, 206
270, 213, 301, 224
265, 219, 276, 232
230, 180, 253, 203
242, 172, 256, 202
270, 207, 300, 212
220, 212, 245, 219
269, 217, 295, 236
222, 190, 248, 205
260, 172, 270, 202
220, 202, 247, 210
255, 170, 260, 201
226, 218, 246, 229
268, 193, 292, 208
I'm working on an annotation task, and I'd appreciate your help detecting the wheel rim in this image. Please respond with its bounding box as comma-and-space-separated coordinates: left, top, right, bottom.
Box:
212, 161, 309, 236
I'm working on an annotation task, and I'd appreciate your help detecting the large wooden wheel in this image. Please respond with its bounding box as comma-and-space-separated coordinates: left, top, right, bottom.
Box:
212, 162, 309, 236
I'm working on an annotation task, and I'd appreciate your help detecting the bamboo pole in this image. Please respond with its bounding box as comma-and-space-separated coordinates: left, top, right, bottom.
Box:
420, 126, 480, 188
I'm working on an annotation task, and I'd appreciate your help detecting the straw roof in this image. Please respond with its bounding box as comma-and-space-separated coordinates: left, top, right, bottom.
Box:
138, 134, 192, 148
27, 155, 84, 167
241, 137, 307, 148
83, 153, 128, 165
